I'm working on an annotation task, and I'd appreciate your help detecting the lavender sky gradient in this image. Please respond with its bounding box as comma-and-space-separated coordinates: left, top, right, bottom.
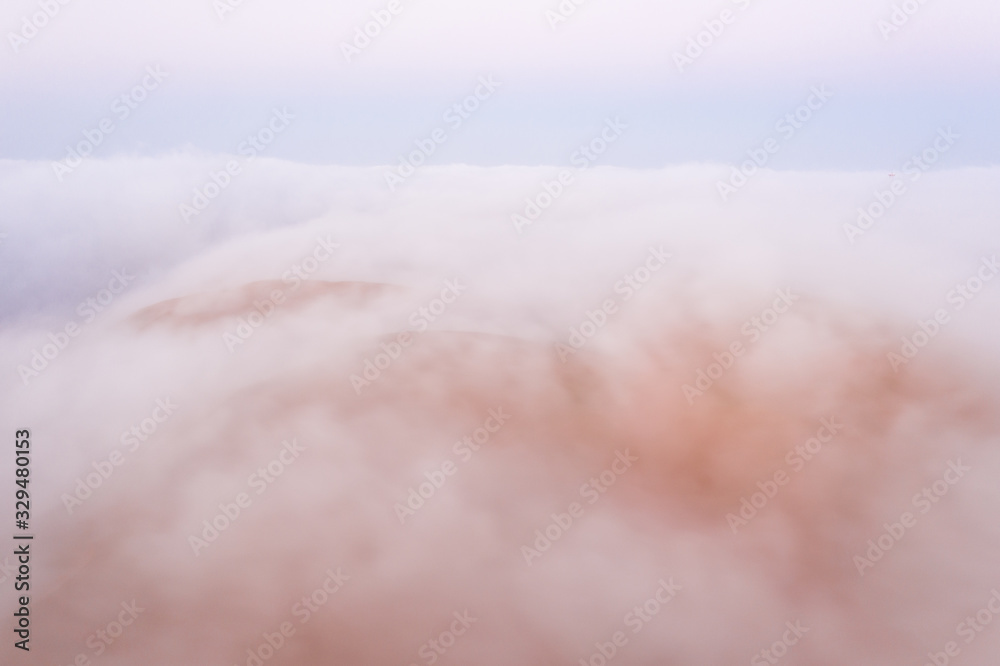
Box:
1, 0, 998, 167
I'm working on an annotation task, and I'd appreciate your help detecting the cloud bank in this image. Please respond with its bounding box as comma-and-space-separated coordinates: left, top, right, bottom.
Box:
1, 160, 999, 664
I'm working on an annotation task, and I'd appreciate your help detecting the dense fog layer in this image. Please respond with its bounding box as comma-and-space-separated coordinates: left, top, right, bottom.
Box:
1, 160, 999, 665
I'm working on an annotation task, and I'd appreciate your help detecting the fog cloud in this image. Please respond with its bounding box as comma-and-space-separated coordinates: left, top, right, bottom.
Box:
1, 159, 999, 664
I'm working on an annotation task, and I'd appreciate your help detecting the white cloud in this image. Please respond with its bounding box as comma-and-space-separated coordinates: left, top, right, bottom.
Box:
2, 159, 1000, 662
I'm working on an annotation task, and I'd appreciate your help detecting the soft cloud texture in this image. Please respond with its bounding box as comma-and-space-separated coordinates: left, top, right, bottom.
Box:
1, 161, 999, 664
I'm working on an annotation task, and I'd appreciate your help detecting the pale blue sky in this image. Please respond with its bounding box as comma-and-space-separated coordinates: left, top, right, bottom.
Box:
2, 0, 998, 168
